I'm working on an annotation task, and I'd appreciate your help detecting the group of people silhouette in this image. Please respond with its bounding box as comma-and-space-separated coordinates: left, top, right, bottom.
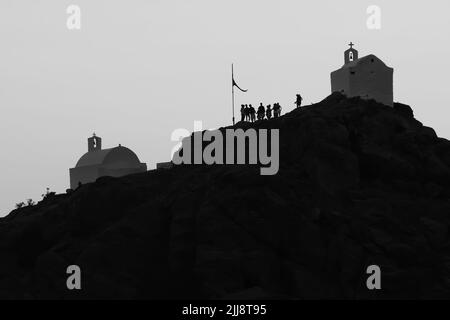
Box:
240, 94, 303, 123
240, 103, 283, 122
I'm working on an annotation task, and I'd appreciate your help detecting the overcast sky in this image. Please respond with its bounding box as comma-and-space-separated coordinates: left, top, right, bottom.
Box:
1, 0, 449, 216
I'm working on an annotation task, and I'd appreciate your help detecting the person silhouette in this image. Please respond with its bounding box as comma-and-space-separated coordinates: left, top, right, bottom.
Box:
249, 104, 256, 122
277, 103, 283, 117
266, 105, 272, 119
240, 105, 245, 122
244, 104, 250, 121
257, 103, 265, 121
296, 94, 303, 108
273, 103, 280, 118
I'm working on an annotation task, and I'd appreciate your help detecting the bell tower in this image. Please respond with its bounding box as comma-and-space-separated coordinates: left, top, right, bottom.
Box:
88, 133, 102, 152
344, 42, 358, 64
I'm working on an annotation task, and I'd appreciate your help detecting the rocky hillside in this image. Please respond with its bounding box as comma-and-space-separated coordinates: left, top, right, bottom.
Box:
1, 93, 450, 299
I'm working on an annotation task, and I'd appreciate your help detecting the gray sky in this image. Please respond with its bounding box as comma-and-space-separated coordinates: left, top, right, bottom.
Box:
1, 0, 449, 216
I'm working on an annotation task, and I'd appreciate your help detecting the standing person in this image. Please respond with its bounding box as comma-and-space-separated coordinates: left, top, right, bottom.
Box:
266, 105, 272, 120
295, 94, 303, 108
240, 105, 246, 122
277, 103, 282, 117
273, 103, 279, 118
257, 103, 265, 121
249, 104, 256, 122
244, 105, 250, 121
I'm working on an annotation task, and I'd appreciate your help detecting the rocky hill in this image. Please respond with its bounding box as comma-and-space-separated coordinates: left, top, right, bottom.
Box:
1, 92, 450, 299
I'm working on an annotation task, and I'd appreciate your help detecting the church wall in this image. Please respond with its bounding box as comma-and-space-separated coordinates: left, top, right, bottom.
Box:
99, 166, 147, 179
348, 58, 393, 107
69, 165, 147, 189
331, 69, 350, 96
69, 165, 100, 189
331, 55, 394, 107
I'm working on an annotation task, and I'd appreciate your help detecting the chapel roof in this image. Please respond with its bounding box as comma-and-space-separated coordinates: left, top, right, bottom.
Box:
341, 54, 390, 69
75, 146, 141, 168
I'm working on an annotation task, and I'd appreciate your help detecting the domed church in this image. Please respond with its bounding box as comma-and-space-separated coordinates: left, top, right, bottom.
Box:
69, 134, 147, 189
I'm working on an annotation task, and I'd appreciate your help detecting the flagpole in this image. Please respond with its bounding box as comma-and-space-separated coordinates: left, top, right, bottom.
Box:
232, 64, 235, 125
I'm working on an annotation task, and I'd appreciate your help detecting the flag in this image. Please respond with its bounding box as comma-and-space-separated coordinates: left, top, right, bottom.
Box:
233, 77, 248, 92
232, 65, 247, 93
231, 64, 247, 125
